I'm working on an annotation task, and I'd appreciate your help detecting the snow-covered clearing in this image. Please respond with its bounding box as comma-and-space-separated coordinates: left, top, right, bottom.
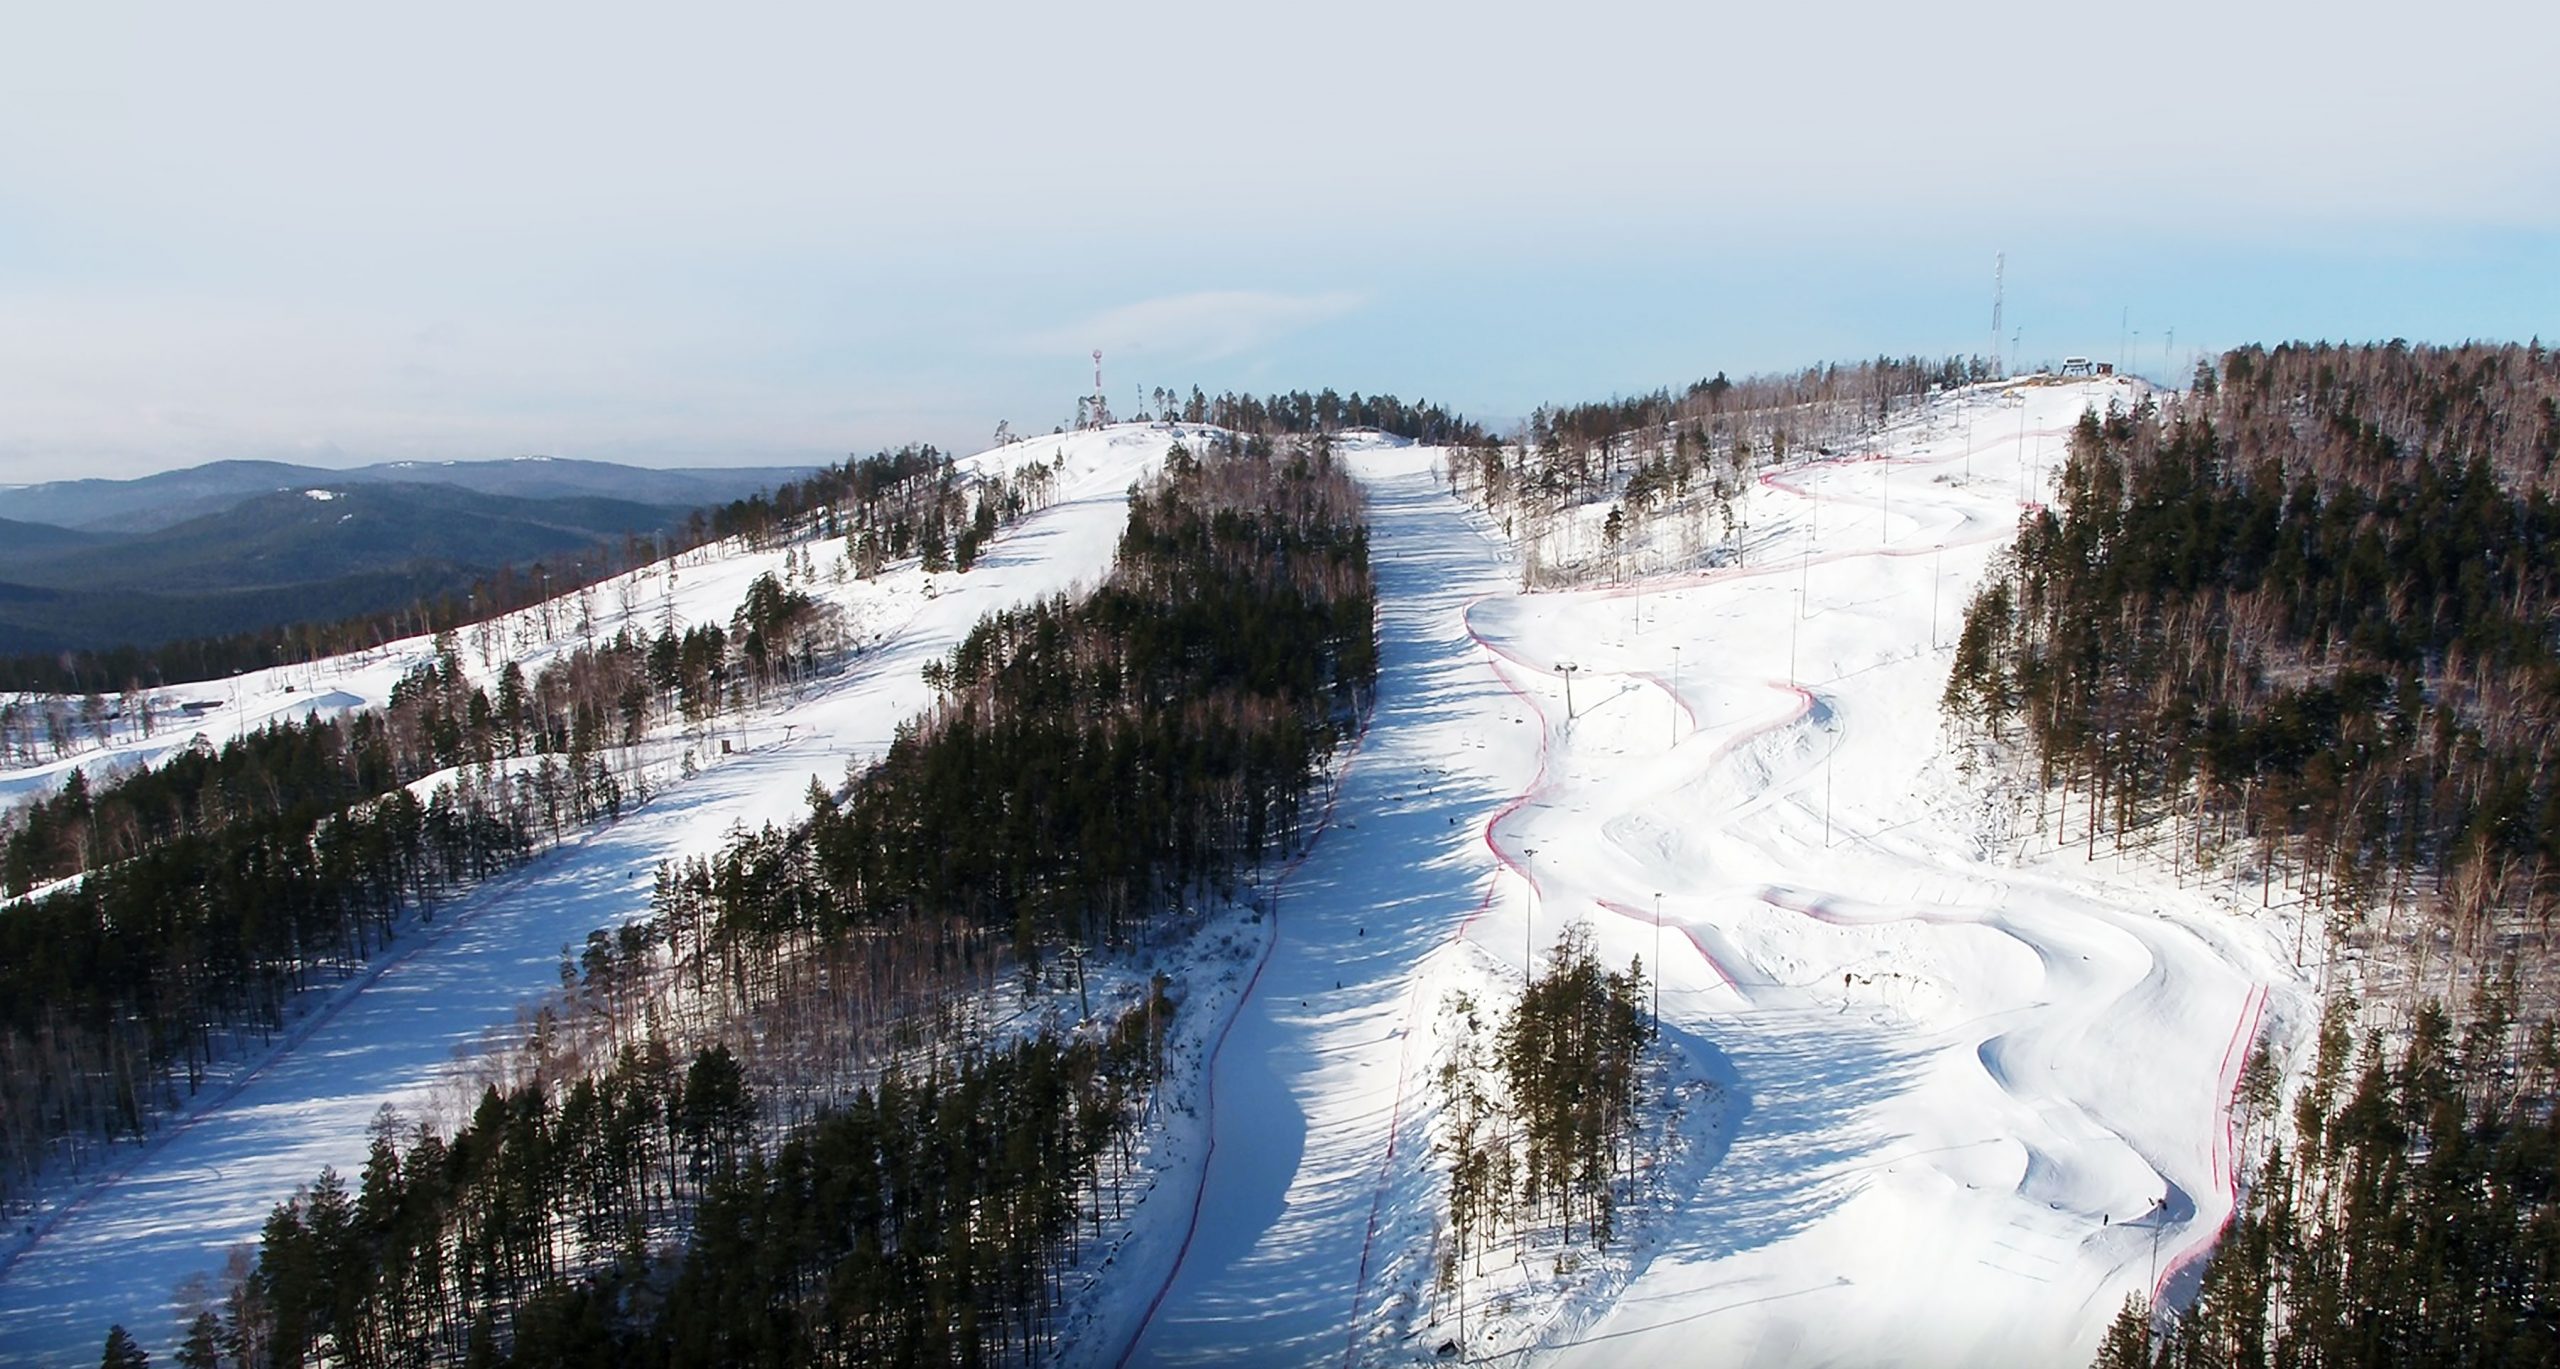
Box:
0, 426, 1184, 1364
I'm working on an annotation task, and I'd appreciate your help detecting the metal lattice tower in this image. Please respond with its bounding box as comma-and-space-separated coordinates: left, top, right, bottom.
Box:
1990, 252, 2005, 378
1089, 349, 1108, 429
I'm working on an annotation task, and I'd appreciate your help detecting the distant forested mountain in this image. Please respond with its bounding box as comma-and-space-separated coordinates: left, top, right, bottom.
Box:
0, 484, 698, 655
0, 456, 813, 534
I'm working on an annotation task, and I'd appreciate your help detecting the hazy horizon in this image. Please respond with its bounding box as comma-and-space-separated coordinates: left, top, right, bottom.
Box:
5, 1, 2554, 484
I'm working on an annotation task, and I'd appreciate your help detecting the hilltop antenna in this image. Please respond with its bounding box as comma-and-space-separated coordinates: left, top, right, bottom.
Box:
1088, 349, 1109, 429
1990, 252, 2006, 378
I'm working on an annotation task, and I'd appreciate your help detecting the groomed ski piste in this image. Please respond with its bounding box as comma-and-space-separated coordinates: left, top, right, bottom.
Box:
1093, 378, 2304, 1368
0, 378, 2308, 1367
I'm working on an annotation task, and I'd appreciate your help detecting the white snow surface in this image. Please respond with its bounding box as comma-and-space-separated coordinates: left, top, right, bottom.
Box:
0, 388, 2309, 1367
1097, 381, 2303, 1368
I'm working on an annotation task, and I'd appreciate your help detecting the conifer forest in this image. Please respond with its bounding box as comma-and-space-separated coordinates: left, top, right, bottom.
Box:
187, 433, 1376, 1365
1937, 341, 2560, 1362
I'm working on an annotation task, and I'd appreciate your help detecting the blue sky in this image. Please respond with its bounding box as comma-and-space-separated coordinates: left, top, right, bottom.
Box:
3, 1, 2553, 483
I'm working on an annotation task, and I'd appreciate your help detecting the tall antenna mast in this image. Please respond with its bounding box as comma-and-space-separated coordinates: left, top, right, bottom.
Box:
1990, 252, 2006, 378
1089, 349, 1108, 429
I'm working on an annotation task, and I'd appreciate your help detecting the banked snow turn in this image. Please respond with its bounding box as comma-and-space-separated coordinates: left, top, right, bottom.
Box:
1116, 382, 2298, 1368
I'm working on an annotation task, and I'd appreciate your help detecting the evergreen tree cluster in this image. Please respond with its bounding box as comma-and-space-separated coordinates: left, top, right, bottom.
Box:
1438, 922, 1654, 1325
1180, 387, 1482, 445
0, 612, 808, 1206
583, 434, 1375, 1108
1446, 354, 1990, 586
1945, 342, 2560, 985
204, 1006, 1167, 1369
2096, 984, 2560, 1368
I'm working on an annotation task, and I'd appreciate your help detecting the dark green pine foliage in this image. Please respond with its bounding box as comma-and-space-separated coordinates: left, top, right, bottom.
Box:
99, 1324, 150, 1369
220, 1020, 1168, 1369
0, 608, 822, 1204
2119, 982, 2560, 1366
1945, 341, 2560, 969
1437, 922, 1652, 1279
3, 443, 1053, 1196
1499, 924, 1652, 1248
1937, 340, 2560, 1363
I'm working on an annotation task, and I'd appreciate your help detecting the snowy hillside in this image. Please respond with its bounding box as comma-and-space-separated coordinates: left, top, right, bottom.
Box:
0, 384, 2308, 1366
1100, 378, 2305, 1367
0, 424, 1187, 1363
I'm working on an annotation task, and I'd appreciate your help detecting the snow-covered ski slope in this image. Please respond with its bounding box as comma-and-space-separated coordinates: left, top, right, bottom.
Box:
4, 385, 2304, 1365
0, 425, 1185, 1364
1111, 380, 2303, 1368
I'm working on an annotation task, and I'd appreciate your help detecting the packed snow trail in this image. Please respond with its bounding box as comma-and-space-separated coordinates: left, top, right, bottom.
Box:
1466, 382, 2299, 1367
1117, 440, 1542, 1366
1115, 384, 2292, 1366
0, 426, 1182, 1366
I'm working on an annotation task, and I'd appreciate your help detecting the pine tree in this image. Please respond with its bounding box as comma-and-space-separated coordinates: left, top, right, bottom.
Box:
98, 1324, 149, 1369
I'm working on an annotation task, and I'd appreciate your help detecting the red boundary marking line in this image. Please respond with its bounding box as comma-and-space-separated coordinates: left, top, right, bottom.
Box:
1339, 611, 1810, 1363
1336, 601, 1553, 1366
1339, 928, 1439, 1368
2151, 981, 2269, 1305
1756, 883, 1979, 930
1109, 716, 1372, 1369
1593, 896, 1735, 992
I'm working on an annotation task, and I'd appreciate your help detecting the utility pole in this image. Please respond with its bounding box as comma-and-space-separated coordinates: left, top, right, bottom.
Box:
1063, 941, 1091, 1022
1789, 589, 1801, 688
1824, 721, 1838, 847
1521, 848, 1539, 986
2017, 401, 2030, 503
1880, 462, 1890, 546
1931, 543, 1945, 650
1990, 251, 2006, 378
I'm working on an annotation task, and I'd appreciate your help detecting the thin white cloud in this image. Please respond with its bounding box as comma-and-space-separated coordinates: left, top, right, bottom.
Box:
1022, 290, 1364, 366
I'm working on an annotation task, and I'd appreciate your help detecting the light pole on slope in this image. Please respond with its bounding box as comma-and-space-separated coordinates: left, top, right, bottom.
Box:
1521, 848, 1540, 986
1824, 719, 1840, 848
